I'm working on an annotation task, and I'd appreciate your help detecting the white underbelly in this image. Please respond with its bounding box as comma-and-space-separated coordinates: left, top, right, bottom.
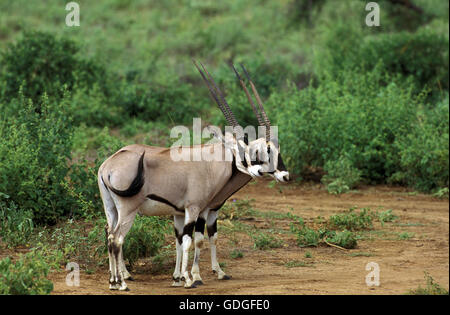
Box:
137, 199, 183, 217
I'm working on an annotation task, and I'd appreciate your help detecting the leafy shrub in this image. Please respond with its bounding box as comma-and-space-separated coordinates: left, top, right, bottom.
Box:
272, 65, 441, 188
0, 198, 34, 248
69, 127, 126, 217
289, 212, 359, 249
0, 93, 80, 225
69, 85, 124, 127
328, 208, 373, 231
117, 79, 202, 125
315, 20, 449, 98
325, 230, 357, 249
230, 249, 244, 259
252, 232, 283, 250
391, 97, 449, 191
408, 272, 449, 295
122, 215, 171, 268
358, 29, 449, 97
322, 155, 362, 194
292, 226, 321, 248
219, 198, 256, 220
0, 251, 53, 295
30, 217, 108, 269
0, 31, 108, 103
377, 209, 398, 226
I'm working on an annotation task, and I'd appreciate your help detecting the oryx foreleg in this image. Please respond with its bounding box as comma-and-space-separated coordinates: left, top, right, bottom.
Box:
180, 206, 200, 288
207, 210, 231, 280
190, 209, 209, 286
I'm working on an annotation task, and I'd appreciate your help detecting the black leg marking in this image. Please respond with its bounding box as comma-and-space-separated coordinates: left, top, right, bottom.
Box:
195, 217, 206, 235
207, 219, 217, 238
182, 221, 196, 240
174, 225, 183, 246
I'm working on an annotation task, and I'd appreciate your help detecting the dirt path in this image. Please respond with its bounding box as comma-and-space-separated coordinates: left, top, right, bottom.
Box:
51, 181, 449, 295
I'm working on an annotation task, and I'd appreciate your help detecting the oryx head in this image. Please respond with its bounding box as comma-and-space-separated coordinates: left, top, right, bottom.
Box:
231, 63, 290, 183
193, 60, 289, 182
193, 60, 253, 176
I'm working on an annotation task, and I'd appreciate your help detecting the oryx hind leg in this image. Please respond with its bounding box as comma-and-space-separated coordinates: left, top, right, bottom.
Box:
107, 194, 138, 291
172, 215, 184, 287
207, 210, 231, 280
99, 177, 120, 289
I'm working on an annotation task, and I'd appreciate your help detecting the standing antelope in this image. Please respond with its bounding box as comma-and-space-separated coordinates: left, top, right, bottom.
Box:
97, 61, 289, 291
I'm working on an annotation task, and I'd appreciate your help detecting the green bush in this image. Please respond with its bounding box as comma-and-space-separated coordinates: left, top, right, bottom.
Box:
272, 65, 447, 191
315, 20, 449, 98
322, 155, 362, 194
325, 230, 357, 249
0, 31, 108, 103
32, 218, 108, 269
392, 96, 449, 191
116, 78, 202, 125
0, 251, 53, 295
358, 29, 449, 97
69, 127, 126, 217
328, 208, 374, 231
0, 198, 34, 248
408, 272, 449, 295
252, 232, 283, 250
122, 215, 170, 268
0, 93, 79, 225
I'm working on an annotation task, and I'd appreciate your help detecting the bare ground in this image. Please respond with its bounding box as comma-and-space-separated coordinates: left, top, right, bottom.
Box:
50, 181, 449, 295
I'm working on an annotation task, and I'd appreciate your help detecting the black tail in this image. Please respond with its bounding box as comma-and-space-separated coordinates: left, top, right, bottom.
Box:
106, 152, 145, 197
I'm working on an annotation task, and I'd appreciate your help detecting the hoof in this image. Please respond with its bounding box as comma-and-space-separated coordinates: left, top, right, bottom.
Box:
119, 286, 130, 292
109, 283, 119, 290
220, 275, 232, 280
125, 276, 135, 281
192, 280, 204, 286
185, 283, 197, 289
184, 279, 194, 289
171, 281, 183, 287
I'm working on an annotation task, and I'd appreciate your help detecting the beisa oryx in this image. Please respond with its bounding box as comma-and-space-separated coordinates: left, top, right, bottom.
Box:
97, 61, 289, 291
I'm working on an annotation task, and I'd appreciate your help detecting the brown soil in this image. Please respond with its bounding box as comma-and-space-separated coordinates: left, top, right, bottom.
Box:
50, 181, 449, 295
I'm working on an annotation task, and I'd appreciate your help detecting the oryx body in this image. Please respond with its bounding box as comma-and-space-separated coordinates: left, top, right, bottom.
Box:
98, 141, 251, 290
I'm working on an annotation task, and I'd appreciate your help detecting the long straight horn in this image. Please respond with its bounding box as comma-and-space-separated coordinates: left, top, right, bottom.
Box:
240, 64, 271, 141
193, 60, 235, 127
199, 62, 240, 129
230, 63, 265, 127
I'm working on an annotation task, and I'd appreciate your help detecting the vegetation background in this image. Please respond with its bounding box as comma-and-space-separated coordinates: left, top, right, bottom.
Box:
0, 0, 448, 294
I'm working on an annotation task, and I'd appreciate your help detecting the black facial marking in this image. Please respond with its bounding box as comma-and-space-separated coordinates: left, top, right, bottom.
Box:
195, 217, 206, 235
277, 153, 287, 171
244, 134, 249, 145
207, 219, 217, 238
236, 143, 247, 168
